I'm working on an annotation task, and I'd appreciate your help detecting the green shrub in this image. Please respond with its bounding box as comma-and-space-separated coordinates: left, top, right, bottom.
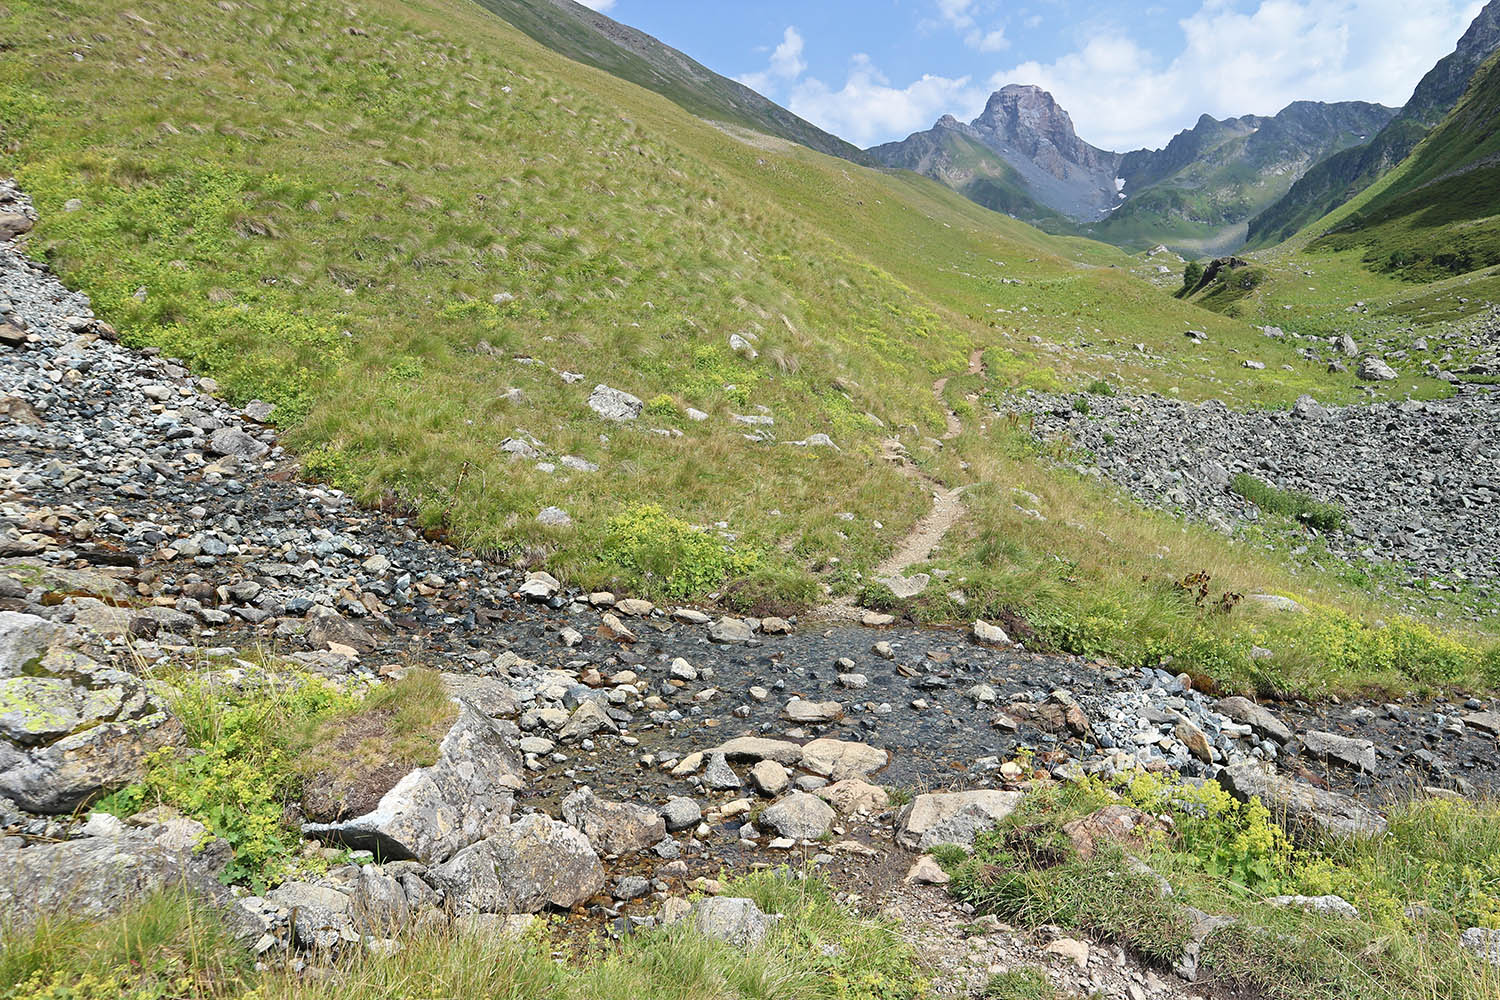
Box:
1085, 379, 1115, 396
644, 393, 679, 418
983, 969, 1057, 1000
1070, 397, 1091, 415
595, 504, 761, 599
1230, 473, 1345, 533
95, 674, 357, 889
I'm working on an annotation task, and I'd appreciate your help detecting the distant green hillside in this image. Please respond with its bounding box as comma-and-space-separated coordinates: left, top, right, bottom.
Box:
1311, 51, 1500, 280
1089, 102, 1394, 255
472, 0, 870, 164
1247, 0, 1500, 248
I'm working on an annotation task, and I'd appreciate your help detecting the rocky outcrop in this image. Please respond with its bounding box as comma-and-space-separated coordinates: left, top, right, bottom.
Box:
0, 818, 247, 933
561, 786, 666, 855
0, 618, 180, 813
431, 813, 604, 914
302, 701, 524, 864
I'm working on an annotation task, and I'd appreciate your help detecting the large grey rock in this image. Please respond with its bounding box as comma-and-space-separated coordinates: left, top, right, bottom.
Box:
587, 384, 643, 422
689, 896, 779, 947
302, 701, 524, 864
0, 821, 245, 933
708, 617, 754, 644
799, 738, 888, 781
207, 426, 269, 461
660, 796, 702, 831
710, 736, 803, 765
1300, 730, 1376, 772
561, 787, 666, 856
1220, 763, 1386, 840
431, 814, 604, 914
0, 712, 182, 813
894, 790, 1026, 850
267, 881, 359, 950
1357, 356, 1398, 382
760, 791, 834, 840
559, 700, 618, 741
1214, 696, 1293, 744
1266, 894, 1358, 919
783, 697, 841, 724
0, 612, 64, 677
1461, 927, 1500, 966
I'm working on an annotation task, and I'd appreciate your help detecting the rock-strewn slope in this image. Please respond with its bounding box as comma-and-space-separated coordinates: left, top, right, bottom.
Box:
4, 185, 1500, 991
1016, 389, 1500, 583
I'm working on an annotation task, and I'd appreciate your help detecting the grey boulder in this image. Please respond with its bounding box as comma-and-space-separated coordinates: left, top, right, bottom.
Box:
302, 701, 524, 864
894, 790, 1026, 850
432, 813, 604, 914
760, 791, 834, 840
1220, 763, 1386, 840
561, 786, 666, 856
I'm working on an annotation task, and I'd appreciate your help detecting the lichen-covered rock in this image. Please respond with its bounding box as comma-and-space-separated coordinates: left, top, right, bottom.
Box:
431, 814, 604, 913
0, 820, 248, 934
561, 786, 666, 856
302, 701, 524, 864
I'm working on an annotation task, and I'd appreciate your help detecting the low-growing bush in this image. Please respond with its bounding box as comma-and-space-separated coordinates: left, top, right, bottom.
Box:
592, 504, 762, 599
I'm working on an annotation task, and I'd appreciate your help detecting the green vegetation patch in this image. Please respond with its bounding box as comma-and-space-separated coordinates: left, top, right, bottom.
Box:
939, 773, 1500, 1000
1231, 473, 1346, 533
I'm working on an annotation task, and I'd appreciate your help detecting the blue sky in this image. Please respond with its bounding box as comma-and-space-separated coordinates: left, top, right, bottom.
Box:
578, 0, 1484, 150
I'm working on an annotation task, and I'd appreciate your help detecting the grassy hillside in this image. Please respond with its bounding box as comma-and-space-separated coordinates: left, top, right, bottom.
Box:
1, 0, 1490, 690
1246, 0, 1500, 248
472, 0, 871, 164
1310, 52, 1500, 281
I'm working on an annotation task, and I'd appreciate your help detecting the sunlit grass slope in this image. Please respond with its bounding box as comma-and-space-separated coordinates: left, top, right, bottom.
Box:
3, 0, 1493, 693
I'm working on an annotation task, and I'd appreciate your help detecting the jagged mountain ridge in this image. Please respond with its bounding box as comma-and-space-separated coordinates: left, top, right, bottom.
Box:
1247, 0, 1500, 247
870, 85, 1395, 253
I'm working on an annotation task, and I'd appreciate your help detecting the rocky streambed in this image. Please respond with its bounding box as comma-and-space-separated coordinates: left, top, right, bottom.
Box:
4, 182, 1500, 989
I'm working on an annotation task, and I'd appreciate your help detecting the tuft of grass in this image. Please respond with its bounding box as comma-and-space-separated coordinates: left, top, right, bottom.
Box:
1231, 473, 1346, 534
982, 969, 1060, 1000
0, 872, 923, 1000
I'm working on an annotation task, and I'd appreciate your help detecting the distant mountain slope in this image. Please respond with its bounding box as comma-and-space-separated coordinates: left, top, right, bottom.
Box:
1086, 100, 1395, 254
866, 116, 1074, 230
1310, 50, 1500, 280
1246, 0, 1500, 248
472, 0, 871, 164
870, 86, 1393, 254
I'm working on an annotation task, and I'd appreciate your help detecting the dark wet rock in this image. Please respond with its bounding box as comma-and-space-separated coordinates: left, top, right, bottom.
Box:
1300, 730, 1377, 771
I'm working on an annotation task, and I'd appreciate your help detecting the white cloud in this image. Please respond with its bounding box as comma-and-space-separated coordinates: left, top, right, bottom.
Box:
967, 28, 1009, 52
737, 26, 807, 95
991, 0, 1485, 150
785, 55, 988, 147
935, 0, 1009, 52
576, 0, 616, 11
